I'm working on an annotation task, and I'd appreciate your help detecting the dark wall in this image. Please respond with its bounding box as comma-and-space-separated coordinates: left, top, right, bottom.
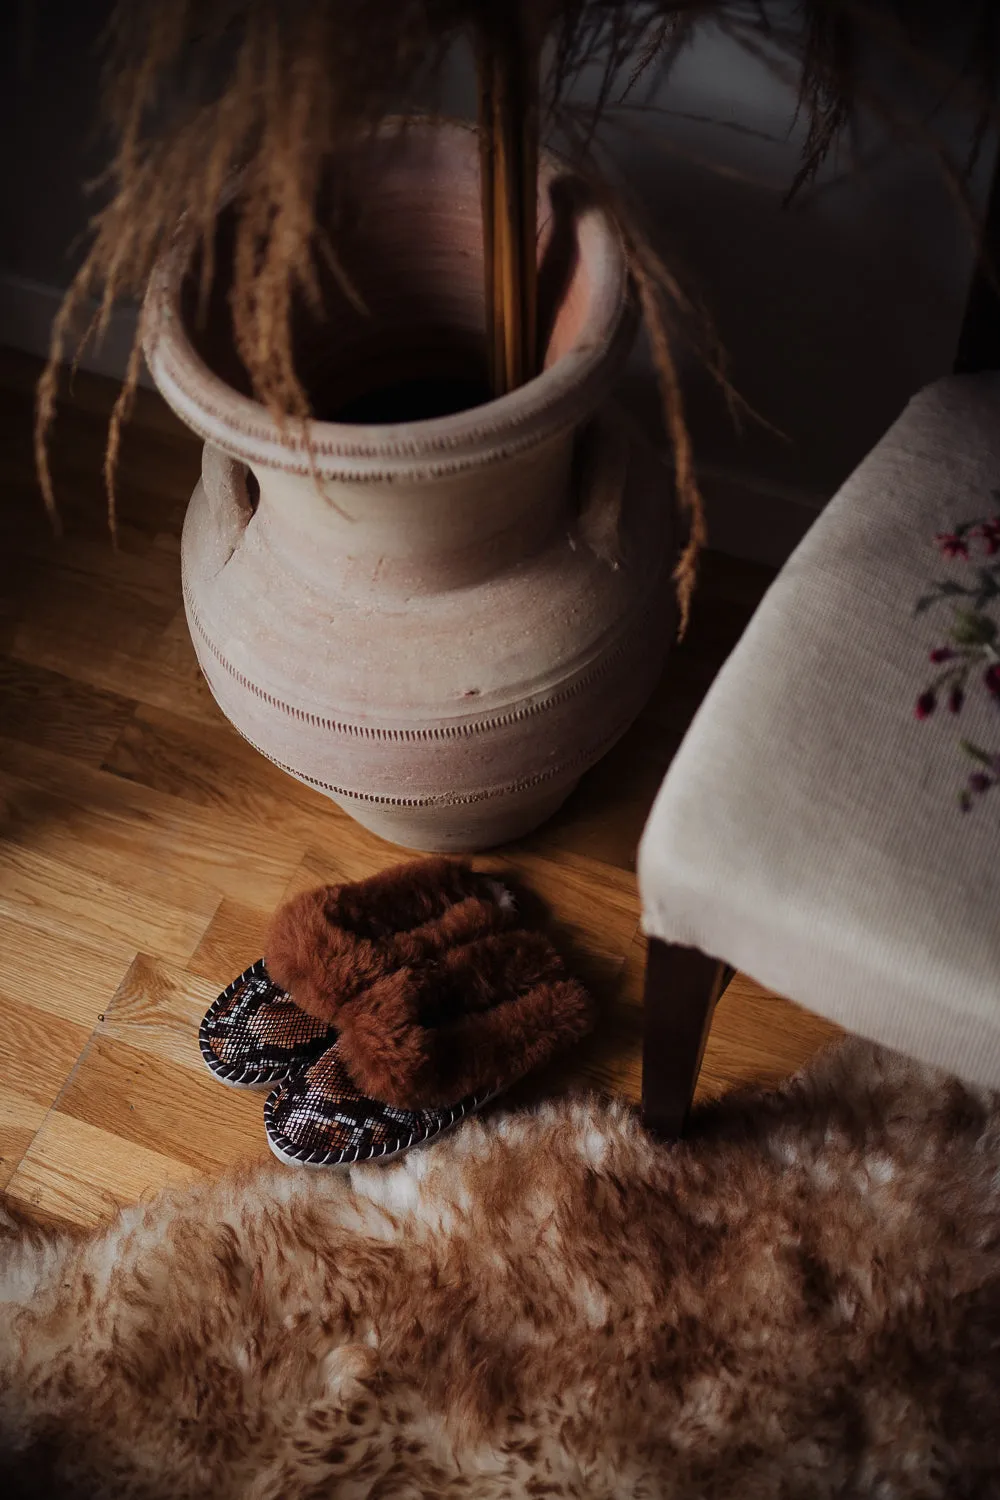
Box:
0, 2, 994, 556
0, 0, 113, 286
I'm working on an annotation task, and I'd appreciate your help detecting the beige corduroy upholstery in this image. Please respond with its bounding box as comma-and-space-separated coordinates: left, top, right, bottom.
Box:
639, 375, 1000, 1090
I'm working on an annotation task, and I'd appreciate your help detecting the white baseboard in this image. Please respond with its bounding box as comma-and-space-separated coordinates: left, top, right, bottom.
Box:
0, 269, 153, 389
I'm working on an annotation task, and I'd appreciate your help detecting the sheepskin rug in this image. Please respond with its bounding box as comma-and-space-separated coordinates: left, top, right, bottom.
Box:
2, 1040, 999, 1499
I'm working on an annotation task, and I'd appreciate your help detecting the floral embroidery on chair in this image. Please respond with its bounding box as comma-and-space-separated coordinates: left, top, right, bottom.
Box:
915, 502, 1000, 811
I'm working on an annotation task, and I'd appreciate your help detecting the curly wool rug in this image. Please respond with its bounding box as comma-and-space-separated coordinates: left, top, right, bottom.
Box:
2, 1040, 999, 1499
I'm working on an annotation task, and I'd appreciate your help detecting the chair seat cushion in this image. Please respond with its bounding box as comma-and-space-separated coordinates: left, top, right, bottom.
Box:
639, 375, 1000, 1088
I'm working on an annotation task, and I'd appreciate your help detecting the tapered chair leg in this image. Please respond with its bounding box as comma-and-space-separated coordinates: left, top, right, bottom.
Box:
641, 938, 727, 1138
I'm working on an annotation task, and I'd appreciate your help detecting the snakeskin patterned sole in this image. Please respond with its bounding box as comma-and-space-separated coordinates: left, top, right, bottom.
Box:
263, 1040, 496, 1168
199, 960, 336, 1090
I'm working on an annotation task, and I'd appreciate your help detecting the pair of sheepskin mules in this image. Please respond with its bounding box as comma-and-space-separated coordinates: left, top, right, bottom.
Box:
200, 859, 595, 1167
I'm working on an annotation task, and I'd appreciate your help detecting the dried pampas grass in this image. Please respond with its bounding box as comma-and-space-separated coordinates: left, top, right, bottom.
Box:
36, 1, 999, 627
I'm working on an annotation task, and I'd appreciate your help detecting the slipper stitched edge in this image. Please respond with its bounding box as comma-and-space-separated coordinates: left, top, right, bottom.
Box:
199, 960, 320, 1089
262, 1081, 497, 1169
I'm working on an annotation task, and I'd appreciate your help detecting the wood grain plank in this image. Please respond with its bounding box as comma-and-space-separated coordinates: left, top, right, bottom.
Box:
4, 1113, 206, 1228
0, 390, 198, 538
5, 471, 185, 544
0, 1090, 50, 1192
137, 610, 228, 726
0, 841, 210, 963
12, 575, 178, 711
103, 702, 366, 841
542, 992, 643, 1103
185, 900, 271, 989
0, 657, 136, 766
54, 1034, 268, 1174
528, 740, 674, 875
0, 557, 42, 657
3, 949, 261, 1222
0, 991, 92, 1105
0, 493, 168, 578
698, 975, 844, 1102
279, 838, 416, 900
0, 736, 305, 913
99, 955, 219, 1073
0, 910, 134, 1029
0, 343, 197, 443
20, 530, 182, 608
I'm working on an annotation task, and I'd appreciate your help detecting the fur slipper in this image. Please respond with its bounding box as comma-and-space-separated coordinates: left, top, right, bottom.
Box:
201, 861, 515, 1090
263, 1040, 495, 1169
199, 961, 335, 1090
265, 858, 516, 1024
332, 929, 596, 1110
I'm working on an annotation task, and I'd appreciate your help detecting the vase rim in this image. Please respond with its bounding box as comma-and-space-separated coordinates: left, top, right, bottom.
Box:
142, 118, 635, 481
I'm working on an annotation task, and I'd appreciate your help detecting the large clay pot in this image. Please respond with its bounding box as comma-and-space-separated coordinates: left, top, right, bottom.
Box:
143, 121, 676, 852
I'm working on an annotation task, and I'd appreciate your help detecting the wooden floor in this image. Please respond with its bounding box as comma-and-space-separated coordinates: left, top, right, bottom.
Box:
0, 346, 840, 1229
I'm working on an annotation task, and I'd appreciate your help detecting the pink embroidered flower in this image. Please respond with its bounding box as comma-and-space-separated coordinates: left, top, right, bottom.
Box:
958, 744, 1000, 810
935, 531, 969, 559
960, 764, 998, 811
976, 517, 1000, 555
918, 513, 1000, 809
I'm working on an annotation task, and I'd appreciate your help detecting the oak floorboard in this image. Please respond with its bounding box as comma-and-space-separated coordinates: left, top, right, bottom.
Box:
52, 1033, 268, 1174
103, 703, 399, 846
0, 735, 305, 914
185, 900, 273, 989
700, 975, 844, 1102
0, 992, 93, 1107
0, 909, 135, 1029
98, 954, 222, 1072
0, 656, 136, 766
0, 1092, 51, 1193
5, 1113, 207, 1228
0, 837, 209, 963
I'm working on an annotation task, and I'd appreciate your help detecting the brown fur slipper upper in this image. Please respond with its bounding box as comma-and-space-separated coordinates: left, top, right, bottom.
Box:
265, 859, 516, 1025
333, 930, 596, 1110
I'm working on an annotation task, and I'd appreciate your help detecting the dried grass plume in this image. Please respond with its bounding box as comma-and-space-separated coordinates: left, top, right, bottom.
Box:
36, 0, 998, 627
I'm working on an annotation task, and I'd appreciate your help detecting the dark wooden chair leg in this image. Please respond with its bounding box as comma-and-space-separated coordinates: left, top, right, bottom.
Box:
641, 938, 728, 1139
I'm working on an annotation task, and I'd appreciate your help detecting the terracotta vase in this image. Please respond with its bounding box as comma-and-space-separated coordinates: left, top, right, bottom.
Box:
143, 121, 676, 852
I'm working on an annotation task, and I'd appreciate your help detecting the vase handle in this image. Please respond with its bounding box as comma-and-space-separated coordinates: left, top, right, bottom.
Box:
574, 405, 631, 570
201, 444, 256, 561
